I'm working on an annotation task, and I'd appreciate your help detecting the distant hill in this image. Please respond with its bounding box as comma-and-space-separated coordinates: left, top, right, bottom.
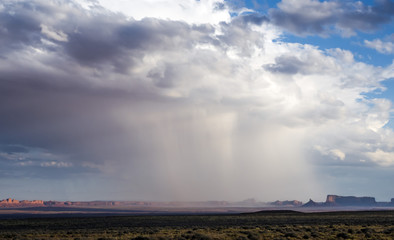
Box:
0, 198, 238, 209
302, 199, 323, 207
270, 200, 303, 207
1, 195, 393, 209
0, 198, 44, 207
325, 195, 376, 206
302, 195, 394, 208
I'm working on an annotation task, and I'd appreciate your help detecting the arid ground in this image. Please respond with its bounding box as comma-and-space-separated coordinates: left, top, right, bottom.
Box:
0, 210, 393, 239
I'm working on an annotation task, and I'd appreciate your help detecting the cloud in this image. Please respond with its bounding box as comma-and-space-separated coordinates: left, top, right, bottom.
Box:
64, 17, 215, 72
269, 0, 394, 36
330, 149, 346, 161
264, 55, 306, 74
365, 36, 394, 54
0, 145, 29, 154
366, 149, 394, 166
314, 146, 346, 161
40, 24, 68, 42
237, 13, 270, 25
77, 0, 231, 24
0, 0, 394, 201
0, 1, 42, 53
40, 161, 73, 168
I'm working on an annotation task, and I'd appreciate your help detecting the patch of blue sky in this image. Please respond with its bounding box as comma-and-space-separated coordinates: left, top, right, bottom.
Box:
231, 0, 394, 129
281, 31, 393, 67
227, 0, 281, 13
231, 0, 394, 67
244, 0, 282, 11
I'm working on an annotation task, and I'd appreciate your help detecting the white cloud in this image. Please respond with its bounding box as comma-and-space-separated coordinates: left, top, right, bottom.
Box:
313, 146, 346, 161
77, 0, 231, 24
364, 38, 394, 54
365, 99, 391, 132
366, 149, 394, 166
330, 149, 346, 161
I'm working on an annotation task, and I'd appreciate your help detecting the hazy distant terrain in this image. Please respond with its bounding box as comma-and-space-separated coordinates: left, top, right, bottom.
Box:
1, 194, 393, 218
0, 194, 393, 222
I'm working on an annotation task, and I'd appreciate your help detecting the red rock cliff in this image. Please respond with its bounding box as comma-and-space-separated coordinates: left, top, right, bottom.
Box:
325, 195, 376, 206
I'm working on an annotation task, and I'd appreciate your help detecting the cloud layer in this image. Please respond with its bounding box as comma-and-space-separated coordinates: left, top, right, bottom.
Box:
270, 0, 394, 36
0, 0, 394, 201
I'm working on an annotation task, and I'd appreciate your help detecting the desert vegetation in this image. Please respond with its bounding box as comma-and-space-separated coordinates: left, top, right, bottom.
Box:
0, 211, 393, 239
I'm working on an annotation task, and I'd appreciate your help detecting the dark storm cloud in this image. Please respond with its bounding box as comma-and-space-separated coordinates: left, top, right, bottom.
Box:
147, 63, 178, 88
1, 0, 215, 69
0, 160, 98, 179
215, 16, 267, 56
0, 70, 167, 161
264, 55, 305, 74
337, 0, 394, 32
0, 1, 42, 53
0, 145, 29, 154
0, 0, 220, 180
65, 17, 214, 69
263, 54, 334, 75
269, 0, 394, 36
238, 13, 269, 25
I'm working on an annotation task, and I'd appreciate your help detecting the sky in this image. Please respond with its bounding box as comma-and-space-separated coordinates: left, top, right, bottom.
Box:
0, 0, 393, 202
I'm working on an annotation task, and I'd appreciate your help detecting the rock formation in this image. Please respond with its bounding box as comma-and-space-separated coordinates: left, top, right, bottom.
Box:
1, 195, 393, 209
302, 199, 323, 207
302, 195, 383, 207
271, 200, 303, 207
1, 198, 20, 204
0, 198, 44, 207
325, 195, 376, 206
